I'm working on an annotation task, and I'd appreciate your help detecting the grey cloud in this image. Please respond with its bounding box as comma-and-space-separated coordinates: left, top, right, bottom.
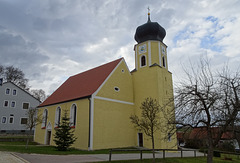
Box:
0, 26, 49, 81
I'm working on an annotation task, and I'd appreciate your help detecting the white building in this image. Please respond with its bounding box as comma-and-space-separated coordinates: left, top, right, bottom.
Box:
0, 82, 40, 134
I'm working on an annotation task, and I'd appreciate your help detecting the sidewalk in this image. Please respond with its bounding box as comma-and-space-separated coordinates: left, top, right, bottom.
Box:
0, 151, 28, 163
13, 150, 204, 163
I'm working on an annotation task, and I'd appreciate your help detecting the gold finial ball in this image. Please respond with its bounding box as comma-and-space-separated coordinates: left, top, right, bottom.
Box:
148, 12, 150, 15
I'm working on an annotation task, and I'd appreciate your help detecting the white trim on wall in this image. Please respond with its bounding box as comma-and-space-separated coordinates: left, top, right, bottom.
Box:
94, 96, 134, 105
135, 46, 138, 70
158, 42, 161, 66
94, 59, 123, 96
89, 96, 94, 150
148, 41, 151, 66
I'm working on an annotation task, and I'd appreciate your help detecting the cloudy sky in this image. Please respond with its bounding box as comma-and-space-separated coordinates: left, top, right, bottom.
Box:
0, 0, 239, 95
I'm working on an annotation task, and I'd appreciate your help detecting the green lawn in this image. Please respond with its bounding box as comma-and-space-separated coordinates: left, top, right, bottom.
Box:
0, 141, 149, 155
0, 142, 109, 154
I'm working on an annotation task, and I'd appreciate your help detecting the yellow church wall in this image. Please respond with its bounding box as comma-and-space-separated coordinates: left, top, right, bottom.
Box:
132, 66, 160, 111
132, 40, 177, 150
150, 41, 160, 65
92, 98, 135, 150
34, 108, 46, 144
34, 105, 56, 145
34, 98, 90, 150
132, 67, 177, 149
96, 60, 134, 103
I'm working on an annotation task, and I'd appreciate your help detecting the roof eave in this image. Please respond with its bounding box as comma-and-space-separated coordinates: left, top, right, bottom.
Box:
37, 95, 91, 108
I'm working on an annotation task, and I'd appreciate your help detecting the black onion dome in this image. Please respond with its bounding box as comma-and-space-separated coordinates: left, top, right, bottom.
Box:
134, 15, 166, 44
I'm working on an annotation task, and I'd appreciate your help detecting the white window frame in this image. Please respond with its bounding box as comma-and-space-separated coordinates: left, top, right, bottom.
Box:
41, 109, 48, 128
20, 117, 28, 125
5, 88, 10, 95
140, 55, 147, 68
168, 133, 172, 142
162, 56, 166, 68
114, 86, 120, 92
11, 101, 16, 108
1, 116, 7, 124
12, 89, 17, 96
54, 107, 61, 128
3, 100, 9, 107
22, 102, 30, 110
70, 104, 77, 127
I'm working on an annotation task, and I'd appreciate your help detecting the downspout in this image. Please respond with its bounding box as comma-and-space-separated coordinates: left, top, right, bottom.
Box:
88, 96, 91, 150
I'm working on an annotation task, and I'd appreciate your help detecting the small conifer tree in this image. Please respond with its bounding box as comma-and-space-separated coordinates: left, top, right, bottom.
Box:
53, 110, 77, 151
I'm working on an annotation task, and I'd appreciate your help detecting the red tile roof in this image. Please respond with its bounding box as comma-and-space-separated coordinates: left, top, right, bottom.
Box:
188, 127, 234, 140
39, 58, 123, 107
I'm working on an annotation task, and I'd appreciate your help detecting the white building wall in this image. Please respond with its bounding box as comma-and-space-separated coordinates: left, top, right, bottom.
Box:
0, 82, 40, 133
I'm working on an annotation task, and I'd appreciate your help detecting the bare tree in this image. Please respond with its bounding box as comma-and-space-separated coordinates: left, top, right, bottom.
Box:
25, 107, 42, 148
30, 89, 46, 102
0, 65, 29, 91
130, 97, 161, 162
170, 58, 240, 163
218, 67, 240, 148
0, 65, 4, 76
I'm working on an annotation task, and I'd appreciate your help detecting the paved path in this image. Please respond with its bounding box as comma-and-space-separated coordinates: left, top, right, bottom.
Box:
0, 151, 27, 163
1, 150, 205, 163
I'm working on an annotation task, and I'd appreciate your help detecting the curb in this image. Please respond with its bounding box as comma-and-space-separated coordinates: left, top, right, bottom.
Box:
10, 153, 30, 163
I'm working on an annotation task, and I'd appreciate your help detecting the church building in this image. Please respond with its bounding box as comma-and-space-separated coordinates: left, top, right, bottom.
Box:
34, 13, 177, 150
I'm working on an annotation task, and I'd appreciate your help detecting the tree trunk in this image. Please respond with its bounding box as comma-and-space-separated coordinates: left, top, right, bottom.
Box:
207, 143, 213, 163
152, 135, 155, 163
25, 128, 32, 149
207, 129, 213, 163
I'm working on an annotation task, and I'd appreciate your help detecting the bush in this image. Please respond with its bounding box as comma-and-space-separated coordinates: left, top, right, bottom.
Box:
218, 141, 235, 152
213, 151, 221, 157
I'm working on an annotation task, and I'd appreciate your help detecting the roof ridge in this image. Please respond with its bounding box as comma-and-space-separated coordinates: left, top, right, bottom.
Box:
70, 58, 123, 78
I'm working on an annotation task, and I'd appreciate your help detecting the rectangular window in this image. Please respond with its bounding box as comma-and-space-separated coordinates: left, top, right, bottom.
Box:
4, 101, 9, 107
6, 88, 10, 95
12, 89, 17, 95
21, 118, 28, 124
11, 101, 16, 108
9, 117, 14, 124
1, 117, 7, 124
22, 103, 29, 109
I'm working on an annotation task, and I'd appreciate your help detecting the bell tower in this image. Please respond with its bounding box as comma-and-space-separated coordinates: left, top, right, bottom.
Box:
134, 11, 168, 70
132, 11, 176, 149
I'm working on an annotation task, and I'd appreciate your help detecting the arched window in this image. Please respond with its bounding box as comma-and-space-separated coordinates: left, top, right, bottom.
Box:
70, 104, 77, 127
41, 109, 48, 129
141, 55, 146, 67
162, 56, 166, 68
55, 107, 61, 128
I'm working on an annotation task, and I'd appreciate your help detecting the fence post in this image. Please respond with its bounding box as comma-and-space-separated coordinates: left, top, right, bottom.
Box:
109, 149, 112, 162
194, 150, 196, 157
181, 149, 183, 158
140, 150, 142, 161
163, 149, 165, 159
